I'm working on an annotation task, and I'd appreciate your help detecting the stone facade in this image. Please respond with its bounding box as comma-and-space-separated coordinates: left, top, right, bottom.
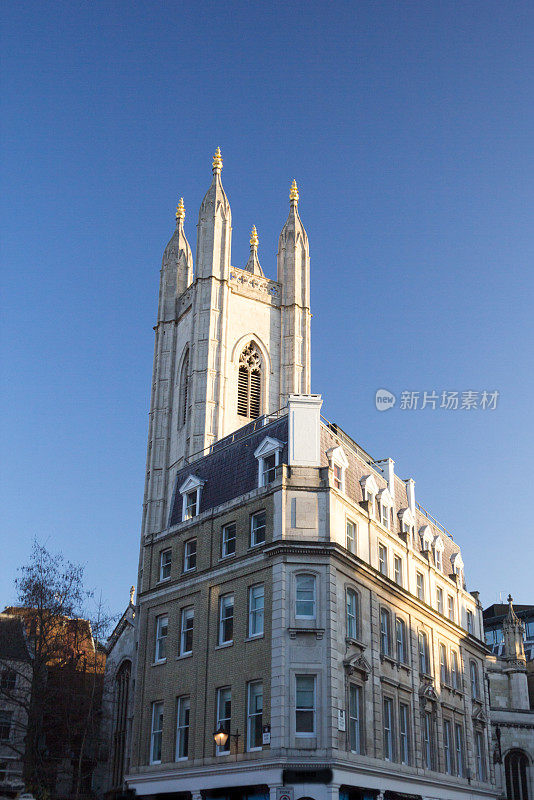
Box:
127, 153, 499, 800
486, 599, 534, 800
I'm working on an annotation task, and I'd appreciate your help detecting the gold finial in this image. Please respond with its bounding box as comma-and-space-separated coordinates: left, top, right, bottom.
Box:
290, 178, 299, 203
175, 197, 185, 222
130, 586, 135, 604
250, 225, 258, 249
212, 146, 223, 173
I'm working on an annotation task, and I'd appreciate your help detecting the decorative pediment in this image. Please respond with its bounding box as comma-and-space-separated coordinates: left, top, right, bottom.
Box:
419, 525, 433, 551
344, 654, 371, 681
179, 474, 206, 494
254, 436, 283, 459
420, 682, 438, 703
360, 473, 379, 497
377, 487, 394, 507
472, 706, 487, 725
398, 507, 415, 526
326, 445, 349, 469
451, 551, 464, 571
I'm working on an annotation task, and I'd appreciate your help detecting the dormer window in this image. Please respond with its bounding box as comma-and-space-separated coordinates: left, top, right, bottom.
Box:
420, 525, 433, 553
254, 437, 283, 488
179, 475, 206, 522
451, 552, 465, 586
360, 473, 379, 516
433, 535, 444, 572
327, 446, 349, 493
398, 508, 415, 538
378, 488, 394, 530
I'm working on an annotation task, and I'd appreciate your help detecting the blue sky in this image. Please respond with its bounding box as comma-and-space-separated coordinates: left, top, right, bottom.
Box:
1, 1, 533, 617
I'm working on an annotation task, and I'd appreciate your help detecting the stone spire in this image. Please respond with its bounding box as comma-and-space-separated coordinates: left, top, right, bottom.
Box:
196, 147, 232, 280
244, 225, 264, 276
503, 595, 526, 664
277, 179, 311, 403
158, 196, 193, 320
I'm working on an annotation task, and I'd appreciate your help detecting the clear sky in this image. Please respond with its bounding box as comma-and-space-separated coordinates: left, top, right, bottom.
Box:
1, 1, 533, 618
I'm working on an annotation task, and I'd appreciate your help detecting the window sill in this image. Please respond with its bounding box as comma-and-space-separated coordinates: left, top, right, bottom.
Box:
182, 568, 197, 575
247, 746, 263, 753
219, 554, 236, 561
157, 577, 171, 585
215, 641, 233, 650
245, 634, 264, 642
176, 652, 193, 660
345, 637, 365, 648
249, 541, 266, 550
151, 660, 166, 667
175, 756, 188, 762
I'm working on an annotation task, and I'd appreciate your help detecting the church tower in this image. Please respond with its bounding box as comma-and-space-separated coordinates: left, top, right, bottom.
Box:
141, 151, 311, 537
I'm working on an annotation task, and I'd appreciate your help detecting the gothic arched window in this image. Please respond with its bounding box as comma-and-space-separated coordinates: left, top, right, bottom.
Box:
111, 659, 131, 789
237, 342, 262, 419
505, 750, 530, 800
179, 349, 190, 427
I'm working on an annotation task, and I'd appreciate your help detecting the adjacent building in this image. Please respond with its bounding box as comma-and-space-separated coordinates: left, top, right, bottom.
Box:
126, 151, 497, 800
486, 597, 534, 800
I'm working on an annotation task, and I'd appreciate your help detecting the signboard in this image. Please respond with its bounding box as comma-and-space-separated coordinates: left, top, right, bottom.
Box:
262, 724, 271, 744
277, 788, 294, 800
338, 708, 346, 731
283, 769, 333, 785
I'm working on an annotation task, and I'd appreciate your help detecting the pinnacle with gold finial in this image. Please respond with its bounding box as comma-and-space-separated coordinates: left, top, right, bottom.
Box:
175, 197, 185, 222
212, 146, 223, 173
290, 178, 299, 203
130, 586, 135, 605
250, 225, 258, 249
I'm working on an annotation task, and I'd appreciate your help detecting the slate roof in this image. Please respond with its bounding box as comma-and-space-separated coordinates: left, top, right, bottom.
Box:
168, 412, 463, 577
320, 422, 463, 575
169, 415, 289, 526
0, 613, 31, 662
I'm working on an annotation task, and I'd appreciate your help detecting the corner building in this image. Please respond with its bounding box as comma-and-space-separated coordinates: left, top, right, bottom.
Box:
127, 152, 497, 800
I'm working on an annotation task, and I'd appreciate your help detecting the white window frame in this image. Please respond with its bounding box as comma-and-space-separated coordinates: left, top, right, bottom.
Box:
248, 584, 264, 638
399, 701, 409, 764
448, 594, 455, 622
183, 538, 197, 572
383, 696, 394, 761
221, 522, 236, 558
436, 586, 444, 615
328, 446, 349, 492
155, 615, 168, 663
440, 643, 449, 685
254, 437, 283, 488
349, 683, 362, 754
247, 681, 263, 751
179, 474, 205, 521
393, 555, 403, 586
360, 473, 379, 516
419, 630, 430, 675
159, 548, 172, 582
150, 701, 164, 764
218, 594, 234, 645
455, 723, 465, 776
416, 571, 425, 602
180, 607, 194, 656
444, 718, 453, 774
295, 674, 316, 736
295, 573, 316, 620
378, 543, 388, 576
250, 510, 266, 547
346, 588, 359, 640
433, 535, 444, 572
380, 607, 391, 657
420, 525, 433, 552
475, 730, 486, 781
395, 616, 407, 664
346, 518, 357, 554
467, 609, 474, 635
175, 696, 190, 760
378, 488, 393, 530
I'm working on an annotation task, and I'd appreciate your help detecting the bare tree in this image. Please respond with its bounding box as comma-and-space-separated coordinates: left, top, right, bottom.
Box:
0, 541, 112, 799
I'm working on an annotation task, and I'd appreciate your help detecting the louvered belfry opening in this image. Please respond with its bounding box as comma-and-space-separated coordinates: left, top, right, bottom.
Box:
180, 350, 190, 427
238, 342, 262, 418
